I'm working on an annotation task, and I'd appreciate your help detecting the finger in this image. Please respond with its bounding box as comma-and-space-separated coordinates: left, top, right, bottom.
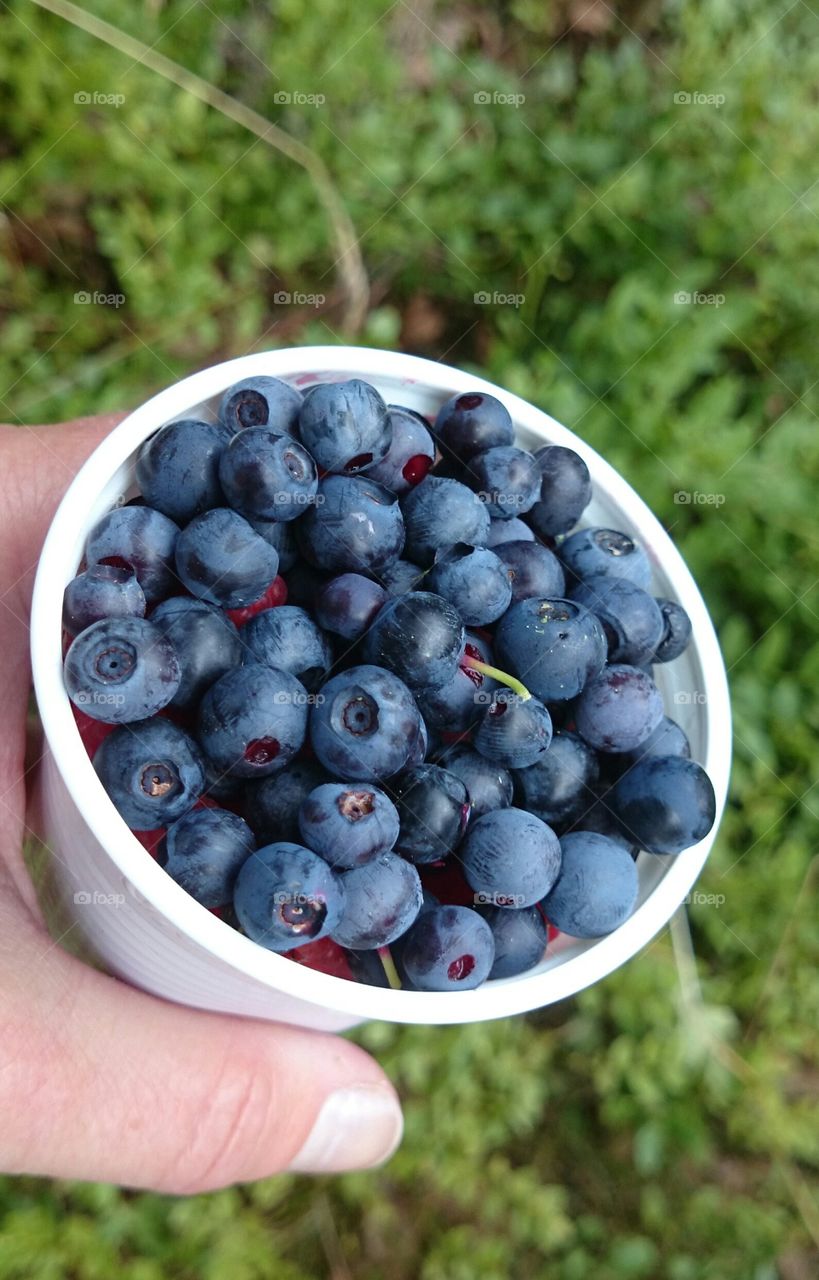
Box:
2, 912, 402, 1192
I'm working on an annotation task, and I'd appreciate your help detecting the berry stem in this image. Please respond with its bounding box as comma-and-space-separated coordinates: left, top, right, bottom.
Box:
460, 656, 531, 701
377, 946, 402, 991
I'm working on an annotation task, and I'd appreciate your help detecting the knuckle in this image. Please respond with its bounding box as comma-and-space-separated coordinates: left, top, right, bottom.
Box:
159, 1050, 280, 1195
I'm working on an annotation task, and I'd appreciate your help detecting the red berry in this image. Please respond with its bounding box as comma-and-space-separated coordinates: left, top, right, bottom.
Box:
285, 936, 354, 981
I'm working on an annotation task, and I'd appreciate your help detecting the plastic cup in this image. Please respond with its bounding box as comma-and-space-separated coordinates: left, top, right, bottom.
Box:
31, 346, 731, 1031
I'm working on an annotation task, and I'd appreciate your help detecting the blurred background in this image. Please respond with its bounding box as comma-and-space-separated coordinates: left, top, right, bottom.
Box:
1, 1, 818, 1276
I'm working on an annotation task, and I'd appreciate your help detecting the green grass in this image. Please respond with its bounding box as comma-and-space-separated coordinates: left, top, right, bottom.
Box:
2, 0, 818, 1275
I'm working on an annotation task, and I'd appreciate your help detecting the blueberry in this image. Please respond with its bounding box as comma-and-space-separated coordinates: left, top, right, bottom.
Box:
376, 558, 426, 597
433, 391, 514, 462
310, 664, 423, 780
406, 713, 429, 767
331, 852, 423, 949
365, 405, 435, 493
136, 419, 233, 524
391, 763, 470, 864
94, 718, 205, 829
218, 427, 318, 523
486, 516, 535, 548
299, 782, 399, 868
197, 663, 308, 778
474, 691, 553, 770
362, 591, 464, 691
159, 807, 256, 907
461, 807, 561, 908
571, 574, 664, 666
528, 445, 591, 538
416, 634, 497, 731
242, 760, 329, 843
399, 904, 495, 991
574, 663, 664, 754
62, 563, 146, 637
298, 474, 405, 575
247, 518, 298, 573
86, 505, 180, 603
64, 617, 180, 723
284, 560, 329, 611
242, 605, 333, 691
427, 543, 512, 626
234, 842, 345, 951
623, 714, 691, 764
435, 744, 514, 824
297, 379, 391, 474
560, 527, 651, 589
494, 598, 607, 703
315, 574, 387, 642
610, 755, 716, 854
479, 904, 548, 979
175, 508, 279, 609
653, 598, 693, 663
494, 540, 566, 603
513, 731, 599, 828
220, 375, 302, 434
542, 832, 638, 937
402, 476, 491, 565
468, 445, 541, 519
151, 597, 242, 710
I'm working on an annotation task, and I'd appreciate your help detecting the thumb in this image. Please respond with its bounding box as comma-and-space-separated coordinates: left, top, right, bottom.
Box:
2, 910, 403, 1192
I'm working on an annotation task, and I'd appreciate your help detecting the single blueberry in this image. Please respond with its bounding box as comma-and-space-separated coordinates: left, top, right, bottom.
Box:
513, 731, 600, 829
427, 543, 512, 626
315, 574, 387, 642
461, 807, 562, 909
62, 563, 146, 638
152, 596, 242, 710
218, 427, 318, 523
362, 591, 465, 691
298, 474, 405, 575
242, 760, 329, 843
94, 718, 205, 829
542, 831, 639, 937
159, 807, 256, 907
392, 763, 470, 864
86, 505, 180, 603
610, 754, 716, 854
241, 605, 333, 691
433, 391, 514, 462
365, 405, 435, 493
136, 419, 233, 524
474, 690, 553, 770
494, 598, 607, 703
653, 598, 693, 663
435, 744, 514, 825
298, 379, 391, 474
197, 663, 308, 778
299, 782, 400, 868
219, 375, 303, 434
494, 540, 566, 603
467, 445, 541, 519
528, 445, 592, 538
234, 841, 345, 951
574, 663, 664, 754
309, 664, 423, 780
399, 904, 495, 991
479, 904, 548, 979
571, 574, 664, 667
64, 616, 180, 723
402, 476, 491, 565
175, 508, 279, 609
331, 852, 423, 949
560, 527, 651, 589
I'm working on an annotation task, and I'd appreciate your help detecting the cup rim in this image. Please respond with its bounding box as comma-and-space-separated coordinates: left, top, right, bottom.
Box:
31, 345, 732, 1024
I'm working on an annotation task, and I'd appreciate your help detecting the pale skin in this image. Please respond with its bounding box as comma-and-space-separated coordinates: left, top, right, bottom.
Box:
0, 415, 402, 1192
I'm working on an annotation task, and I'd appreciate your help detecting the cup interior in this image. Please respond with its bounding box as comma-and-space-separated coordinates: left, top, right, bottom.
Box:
31, 346, 731, 1025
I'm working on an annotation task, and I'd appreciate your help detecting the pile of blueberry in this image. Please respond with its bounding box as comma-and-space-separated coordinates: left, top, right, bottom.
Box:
62, 373, 716, 993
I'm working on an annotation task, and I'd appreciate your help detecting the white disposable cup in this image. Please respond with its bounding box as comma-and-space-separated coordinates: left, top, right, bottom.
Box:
31, 346, 731, 1031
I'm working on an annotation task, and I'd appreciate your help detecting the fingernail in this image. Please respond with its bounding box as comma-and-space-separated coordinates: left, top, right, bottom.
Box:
287, 1084, 403, 1174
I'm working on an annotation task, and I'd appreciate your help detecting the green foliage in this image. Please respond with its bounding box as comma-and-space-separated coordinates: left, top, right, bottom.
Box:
1, 0, 817, 1276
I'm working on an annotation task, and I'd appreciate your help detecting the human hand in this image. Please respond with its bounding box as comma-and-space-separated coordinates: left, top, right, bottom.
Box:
0, 415, 403, 1192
